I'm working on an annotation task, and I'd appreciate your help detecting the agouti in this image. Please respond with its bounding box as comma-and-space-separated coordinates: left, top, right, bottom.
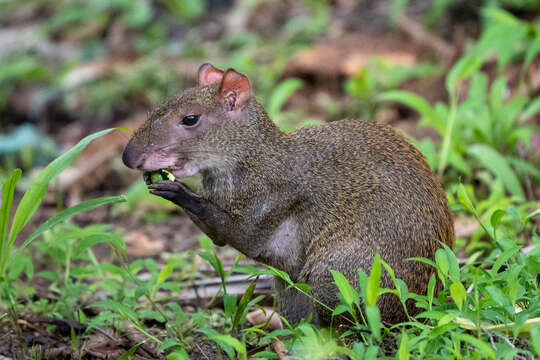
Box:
122, 63, 455, 325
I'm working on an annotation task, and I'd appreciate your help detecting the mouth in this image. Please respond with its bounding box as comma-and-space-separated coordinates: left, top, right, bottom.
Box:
167, 167, 189, 178
163, 161, 199, 179
141, 156, 199, 179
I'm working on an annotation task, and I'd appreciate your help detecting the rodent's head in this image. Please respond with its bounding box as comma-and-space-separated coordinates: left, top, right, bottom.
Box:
122, 63, 256, 178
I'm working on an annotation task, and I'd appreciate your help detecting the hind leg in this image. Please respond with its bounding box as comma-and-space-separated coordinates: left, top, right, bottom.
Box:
275, 277, 319, 325
306, 242, 406, 326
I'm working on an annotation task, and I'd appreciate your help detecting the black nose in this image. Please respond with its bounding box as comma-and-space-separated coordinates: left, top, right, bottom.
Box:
122, 145, 144, 169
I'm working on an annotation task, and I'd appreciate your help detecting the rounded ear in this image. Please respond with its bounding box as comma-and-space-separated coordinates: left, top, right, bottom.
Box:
198, 63, 224, 86
219, 69, 251, 111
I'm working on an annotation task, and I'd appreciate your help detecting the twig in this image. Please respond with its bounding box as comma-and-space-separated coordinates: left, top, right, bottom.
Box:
272, 338, 291, 360
482, 329, 496, 351
495, 332, 515, 349
91, 326, 118, 342
396, 15, 455, 61
195, 342, 211, 360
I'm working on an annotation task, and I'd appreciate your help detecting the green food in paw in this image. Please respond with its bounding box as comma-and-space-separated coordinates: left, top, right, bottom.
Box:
150, 169, 175, 183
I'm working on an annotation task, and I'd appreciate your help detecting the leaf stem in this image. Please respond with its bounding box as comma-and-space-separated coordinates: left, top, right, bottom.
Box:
438, 91, 458, 177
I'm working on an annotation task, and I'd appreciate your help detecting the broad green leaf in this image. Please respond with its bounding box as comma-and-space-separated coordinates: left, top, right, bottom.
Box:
483, 7, 520, 27
247, 351, 278, 359
478, 8, 529, 71
73, 232, 124, 258
367, 254, 381, 307
21, 195, 125, 251
521, 97, 540, 122
1, 169, 21, 255
415, 138, 437, 170
490, 209, 506, 230
167, 348, 190, 360
366, 305, 382, 342
524, 33, 540, 70
531, 325, 540, 356
381, 260, 409, 303
7, 253, 33, 280
398, 332, 409, 360
365, 345, 379, 360
455, 334, 495, 359
352, 343, 366, 359
160, 0, 205, 20
425, 0, 453, 26
446, 54, 485, 94
94, 300, 139, 323
525, 208, 540, 222
260, 329, 294, 344
232, 280, 256, 328
332, 304, 350, 316
223, 293, 237, 319
448, 149, 472, 176
357, 268, 368, 304
157, 262, 174, 286
469, 144, 524, 200
267, 78, 303, 119
160, 338, 182, 352
438, 313, 459, 326
377, 91, 442, 131
442, 243, 460, 284
485, 285, 510, 307
331, 270, 359, 307
7, 128, 113, 248
508, 157, 540, 182
232, 264, 262, 275
491, 244, 520, 276
435, 249, 449, 283
118, 343, 141, 360
409, 257, 436, 268
427, 274, 436, 308
201, 330, 246, 360
429, 323, 460, 339
264, 264, 293, 285
198, 250, 226, 293
449, 282, 466, 310
489, 76, 507, 109
457, 184, 475, 213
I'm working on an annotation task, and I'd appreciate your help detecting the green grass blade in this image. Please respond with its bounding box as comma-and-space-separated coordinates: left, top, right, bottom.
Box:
267, 78, 303, 119
331, 269, 359, 307
19, 195, 126, 251
455, 334, 495, 359
377, 90, 443, 132
524, 34, 540, 70
520, 97, 540, 122
7, 128, 113, 248
1, 169, 21, 248
0, 169, 22, 274
367, 254, 381, 307
468, 144, 524, 200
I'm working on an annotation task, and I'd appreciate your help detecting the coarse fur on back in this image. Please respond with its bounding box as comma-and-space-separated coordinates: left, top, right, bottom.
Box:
123, 63, 455, 325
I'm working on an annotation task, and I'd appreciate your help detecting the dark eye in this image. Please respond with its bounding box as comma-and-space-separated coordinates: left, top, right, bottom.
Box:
181, 114, 200, 127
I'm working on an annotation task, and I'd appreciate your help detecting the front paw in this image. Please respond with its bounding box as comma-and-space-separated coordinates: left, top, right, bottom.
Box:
148, 180, 191, 204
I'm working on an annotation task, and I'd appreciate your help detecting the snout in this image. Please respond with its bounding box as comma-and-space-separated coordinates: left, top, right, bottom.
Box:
122, 143, 145, 169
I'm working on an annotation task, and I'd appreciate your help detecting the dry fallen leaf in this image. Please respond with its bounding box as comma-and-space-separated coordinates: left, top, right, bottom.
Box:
246, 307, 283, 330
454, 217, 479, 238
272, 338, 291, 360
286, 33, 420, 78
456, 316, 540, 336
125, 231, 165, 257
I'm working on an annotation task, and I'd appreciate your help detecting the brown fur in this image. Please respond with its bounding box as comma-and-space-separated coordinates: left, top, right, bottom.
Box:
123, 64, 455, 325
